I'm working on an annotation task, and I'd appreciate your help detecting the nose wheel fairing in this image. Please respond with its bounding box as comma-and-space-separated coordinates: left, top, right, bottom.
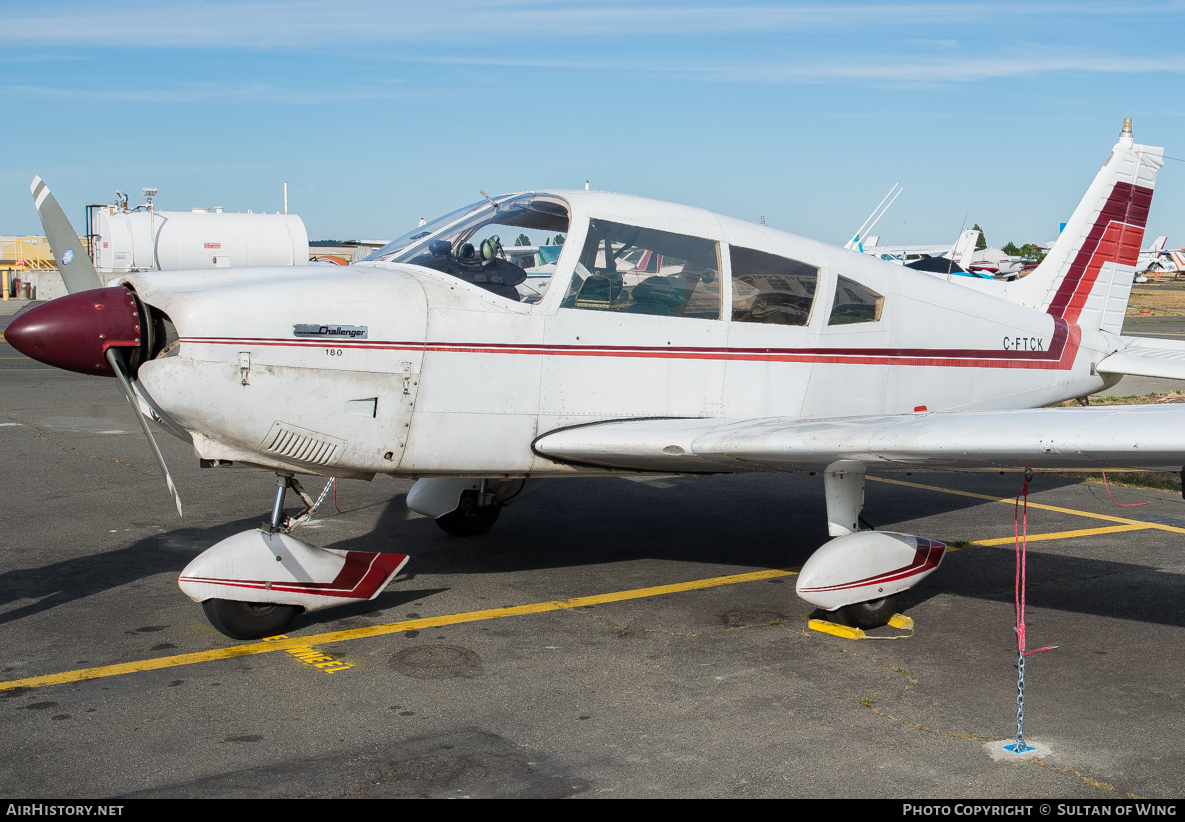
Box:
179, 530, 408, 614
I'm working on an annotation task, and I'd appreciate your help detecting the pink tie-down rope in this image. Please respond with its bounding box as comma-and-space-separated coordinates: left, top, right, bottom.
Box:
1014, 477, 1057, 657
1101, 471, 1148, 507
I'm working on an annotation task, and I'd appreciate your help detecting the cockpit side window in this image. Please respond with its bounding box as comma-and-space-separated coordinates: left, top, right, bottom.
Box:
562, 219, 721, 319
367, 196, 570, 304
828, 275, 884, 325
729, 246, 818, 326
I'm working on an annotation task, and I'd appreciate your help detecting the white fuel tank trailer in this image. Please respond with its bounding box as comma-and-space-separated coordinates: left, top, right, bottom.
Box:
91, 206, 309, 274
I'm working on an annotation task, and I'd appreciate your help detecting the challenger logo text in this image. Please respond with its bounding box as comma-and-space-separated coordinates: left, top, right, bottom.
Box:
293, 324, 368, 339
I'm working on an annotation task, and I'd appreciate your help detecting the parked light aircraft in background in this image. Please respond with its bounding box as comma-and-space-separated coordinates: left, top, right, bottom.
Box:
964, 248, 1030, 280
1136, 235, 1185, 278
10, 118, 1185, 640
859, 228, 979, 265
844, 184, 984, 276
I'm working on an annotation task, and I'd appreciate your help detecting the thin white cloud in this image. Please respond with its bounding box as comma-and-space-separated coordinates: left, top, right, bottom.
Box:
345, 46, 1185, 84
7, 44, 1185, 104
0, 79, 412, 105
6, 0, 1174, 47
7, 0, 1185, 94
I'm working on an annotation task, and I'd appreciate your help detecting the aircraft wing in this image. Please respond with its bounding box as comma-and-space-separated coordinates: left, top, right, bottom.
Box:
1097, 337, 1185, 381
533, 406, 1185, 473
861, 243, 954, 257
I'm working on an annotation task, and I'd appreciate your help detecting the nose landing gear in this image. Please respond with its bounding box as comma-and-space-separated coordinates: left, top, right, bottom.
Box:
179, 472, 409, 639
202, 599, 302, 640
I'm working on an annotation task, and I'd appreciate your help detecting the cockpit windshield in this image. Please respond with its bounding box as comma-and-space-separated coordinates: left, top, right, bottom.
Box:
365, 194, 571, 304
365, 201, 486, 262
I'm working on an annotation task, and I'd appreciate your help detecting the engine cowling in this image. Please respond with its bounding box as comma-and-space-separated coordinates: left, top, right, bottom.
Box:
795, 531, 946, 611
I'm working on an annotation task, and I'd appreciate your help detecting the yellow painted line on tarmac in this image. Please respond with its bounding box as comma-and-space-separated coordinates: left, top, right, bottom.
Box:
868, 476, 1185, 535
969, 523, 1153, 547
0, 566, 799, 692
10, 477, 1169, 693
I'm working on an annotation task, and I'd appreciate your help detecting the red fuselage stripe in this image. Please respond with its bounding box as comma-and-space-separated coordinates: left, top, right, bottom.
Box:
182, 320, 1079, 371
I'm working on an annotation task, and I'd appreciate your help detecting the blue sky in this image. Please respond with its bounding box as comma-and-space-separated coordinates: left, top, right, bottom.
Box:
3, 1, 1185, 248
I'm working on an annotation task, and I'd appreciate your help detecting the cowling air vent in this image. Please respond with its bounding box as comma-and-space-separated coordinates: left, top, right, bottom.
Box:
261, 422, 344, 466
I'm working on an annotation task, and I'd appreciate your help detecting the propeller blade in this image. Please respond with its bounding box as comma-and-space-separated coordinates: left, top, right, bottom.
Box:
105, 348, 183, 517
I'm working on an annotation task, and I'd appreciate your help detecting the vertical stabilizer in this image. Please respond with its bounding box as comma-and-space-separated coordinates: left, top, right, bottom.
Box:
948, 229, 980, 263
29, 176, 102, 294
1010, 120, 1162, 335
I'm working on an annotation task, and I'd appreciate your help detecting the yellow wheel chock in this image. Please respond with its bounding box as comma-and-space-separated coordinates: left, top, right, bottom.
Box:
808, 612, 914, 640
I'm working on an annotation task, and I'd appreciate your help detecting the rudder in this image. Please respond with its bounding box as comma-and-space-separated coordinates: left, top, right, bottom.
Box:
1011, 119, 1162, 335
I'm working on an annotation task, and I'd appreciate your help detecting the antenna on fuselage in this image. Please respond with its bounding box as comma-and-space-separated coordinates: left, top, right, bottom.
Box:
479, 190, 498, 212
845, 182, 902, 252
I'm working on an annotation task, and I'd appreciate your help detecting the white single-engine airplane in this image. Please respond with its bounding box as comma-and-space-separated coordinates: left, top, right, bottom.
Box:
10, 119, 1185, 640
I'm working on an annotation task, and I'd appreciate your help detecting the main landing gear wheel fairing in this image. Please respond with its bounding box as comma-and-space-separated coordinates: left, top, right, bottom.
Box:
829, 594, 901, 630
435, 489, 502, 536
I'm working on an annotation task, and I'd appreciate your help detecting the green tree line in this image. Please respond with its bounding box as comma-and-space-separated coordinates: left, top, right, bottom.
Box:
973, 224, 1046, 263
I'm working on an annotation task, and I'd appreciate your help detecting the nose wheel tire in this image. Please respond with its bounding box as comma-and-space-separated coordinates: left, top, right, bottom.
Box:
202, 599, 302, 640
830, 594, 901, 630
434, 490, 502, 536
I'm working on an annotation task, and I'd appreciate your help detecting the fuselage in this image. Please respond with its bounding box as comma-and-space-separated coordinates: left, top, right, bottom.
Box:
125, 190, 1116, 480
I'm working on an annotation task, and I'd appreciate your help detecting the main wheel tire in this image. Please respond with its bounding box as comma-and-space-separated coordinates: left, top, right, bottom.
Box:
434, 490, 502, 536
832, 594, 901, 630
202, 599, 301, 640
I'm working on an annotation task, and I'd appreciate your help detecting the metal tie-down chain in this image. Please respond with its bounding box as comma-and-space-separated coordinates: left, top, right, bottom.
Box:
1015, 647, 1028, 751
1011, 468, 1057, 753
1013, 470, 1030, 752
283, 476, 337, 532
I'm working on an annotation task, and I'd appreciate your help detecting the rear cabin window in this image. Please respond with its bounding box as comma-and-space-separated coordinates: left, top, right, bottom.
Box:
563, 220, 722, 319
828, 276, 884, 325
729, 246, 818, 326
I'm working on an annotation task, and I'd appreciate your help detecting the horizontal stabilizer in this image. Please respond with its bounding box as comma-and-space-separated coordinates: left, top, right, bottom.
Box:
1098, 338, 1185, 381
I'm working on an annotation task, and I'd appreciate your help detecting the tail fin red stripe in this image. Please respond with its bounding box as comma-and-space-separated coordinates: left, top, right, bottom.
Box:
1047, 182, 1151, 320
1061, 224, 1125, 322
